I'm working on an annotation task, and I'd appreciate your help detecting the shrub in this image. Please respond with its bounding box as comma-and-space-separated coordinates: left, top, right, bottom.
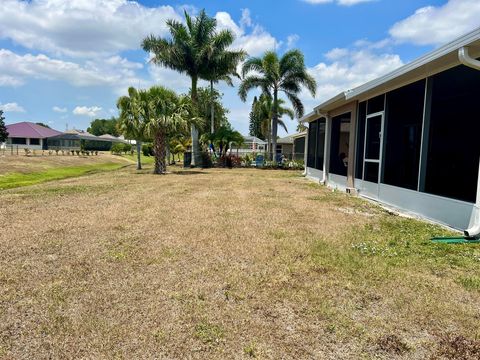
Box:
142, 143, 154, 156
75, 150, 80, 156
200, 151, 213, 168
111, 143, 124, 155
71, 150, 75, 155
122, 143, 132, 154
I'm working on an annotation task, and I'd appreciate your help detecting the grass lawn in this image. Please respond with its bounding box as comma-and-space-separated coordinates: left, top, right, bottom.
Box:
0, 154, 130, 190
0, 162, 479, 359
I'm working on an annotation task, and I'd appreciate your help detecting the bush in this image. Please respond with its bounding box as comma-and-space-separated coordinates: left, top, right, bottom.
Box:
217, 155, 241, 168
122, 143, 132, 154
110, 143, 124, 155
142, 143, 154, 156
200, 151, 213, 168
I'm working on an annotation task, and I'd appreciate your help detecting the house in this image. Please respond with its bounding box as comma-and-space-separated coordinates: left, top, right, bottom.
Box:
3, 122, 128, 151
301, 27, 480, 234
5, 122, 63, 150
236, 135, 267, 155
276, 132, 307, 160
292, 132, 306, 161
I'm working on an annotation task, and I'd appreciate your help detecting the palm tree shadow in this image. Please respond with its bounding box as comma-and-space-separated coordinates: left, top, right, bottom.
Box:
173, 170, 208, 175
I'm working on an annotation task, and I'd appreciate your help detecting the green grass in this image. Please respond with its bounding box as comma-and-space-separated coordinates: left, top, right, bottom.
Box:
0, 163, 126, 190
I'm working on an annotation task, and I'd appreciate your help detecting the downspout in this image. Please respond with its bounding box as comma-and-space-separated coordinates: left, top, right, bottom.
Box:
320, 112, 330, 185
459, 46, 480, 237
303, 126, 308, 176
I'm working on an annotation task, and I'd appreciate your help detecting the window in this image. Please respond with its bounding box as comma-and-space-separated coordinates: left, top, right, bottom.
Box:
383, 79, 425, 190
329, 113, 350, 176
307, 120, 318, 168
315, 119, 326, 170
11, 137, 27, 145
424, 64, 480, 202
29, 138, 40, 145
355, 102, 367, 179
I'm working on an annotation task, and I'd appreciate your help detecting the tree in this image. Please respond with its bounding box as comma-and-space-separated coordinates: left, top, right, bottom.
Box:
254, 94, 294, 153
117, 87, 147, 170
296, 121, 308, 132
194, 87, 230, 134
87, 118, 120, 136
201, 125, 243, 157
201, 28, 246, 134
170, 136, 191, 162
0, 110, 8, 144
239, 50, 317, 162
248, 96, 263, 139
142, 86, 194, 174
143, 10, 213, 167
35, 122, 50, 129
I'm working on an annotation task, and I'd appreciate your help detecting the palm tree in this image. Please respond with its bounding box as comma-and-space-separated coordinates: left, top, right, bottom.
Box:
117, 87, 147, 170
254, 94, 294, 154
211, 126, 244, 157
138, 86, 191, 174
142, 9, 244, 165
239, 50, 317, 162
202, 31, 246, 134
170, 136, 191, 162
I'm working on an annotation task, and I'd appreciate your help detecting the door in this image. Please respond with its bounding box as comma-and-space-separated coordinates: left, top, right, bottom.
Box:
362, 112, 384, 198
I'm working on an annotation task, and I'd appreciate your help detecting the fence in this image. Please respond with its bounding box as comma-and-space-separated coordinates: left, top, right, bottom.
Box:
0, 145, 98, 157
228, 149, 305, 162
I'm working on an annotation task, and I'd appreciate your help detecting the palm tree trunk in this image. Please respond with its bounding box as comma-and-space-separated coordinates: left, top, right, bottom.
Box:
267, 118, 272, 161
153, 129, 167, 174
271, 90, 279, 164
210, 80, 215, 134
136, 140, 142, 170
190, 75, 200, 167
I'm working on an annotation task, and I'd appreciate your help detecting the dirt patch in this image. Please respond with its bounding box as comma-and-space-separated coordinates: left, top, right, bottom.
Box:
376, 334, 410, 355
432, 335, 480, 360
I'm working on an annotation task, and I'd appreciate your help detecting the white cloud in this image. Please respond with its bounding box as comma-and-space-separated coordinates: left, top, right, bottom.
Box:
73, 106, 102, 117
389, 0, 480, 46
0, 102, 25, 112
0, 0, 181, 58
303, 47, 404, 109
287, 34, 300, 49
0, 49, 148, 93
52, 106, 67, 113
302, 0, 375, 6
215, 10, 279, 56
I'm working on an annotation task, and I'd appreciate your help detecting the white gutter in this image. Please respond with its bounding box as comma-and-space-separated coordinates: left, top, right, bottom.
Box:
458, 46, 480, 70
459, 46, 480, 238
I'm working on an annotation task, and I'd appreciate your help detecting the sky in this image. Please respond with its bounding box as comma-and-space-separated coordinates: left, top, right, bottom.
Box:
0, 0, 479, 136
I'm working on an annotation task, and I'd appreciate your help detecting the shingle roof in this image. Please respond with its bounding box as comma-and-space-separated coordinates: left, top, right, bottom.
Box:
6, 122, 62, 138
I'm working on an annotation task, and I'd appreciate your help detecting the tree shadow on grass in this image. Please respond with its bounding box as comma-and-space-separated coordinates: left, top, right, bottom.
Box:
172, 170, 208, 175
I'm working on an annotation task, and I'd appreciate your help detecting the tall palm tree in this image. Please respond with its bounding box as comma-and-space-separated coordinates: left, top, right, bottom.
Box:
202, 31, 246, 134
254, 94, 294, 154
239, 50, 317, 162
143, 9, 244, 165
117, 87, 146, 170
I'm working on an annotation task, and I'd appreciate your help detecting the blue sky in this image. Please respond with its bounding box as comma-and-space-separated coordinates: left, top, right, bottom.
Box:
0, 0, 479, 136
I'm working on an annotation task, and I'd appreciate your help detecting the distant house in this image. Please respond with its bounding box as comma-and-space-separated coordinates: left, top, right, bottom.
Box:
5, 122, 63, 150
236, 135, 267, 155
292, 132, 307, 161
4, 122, 127, 151
275, 132, 307, 160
